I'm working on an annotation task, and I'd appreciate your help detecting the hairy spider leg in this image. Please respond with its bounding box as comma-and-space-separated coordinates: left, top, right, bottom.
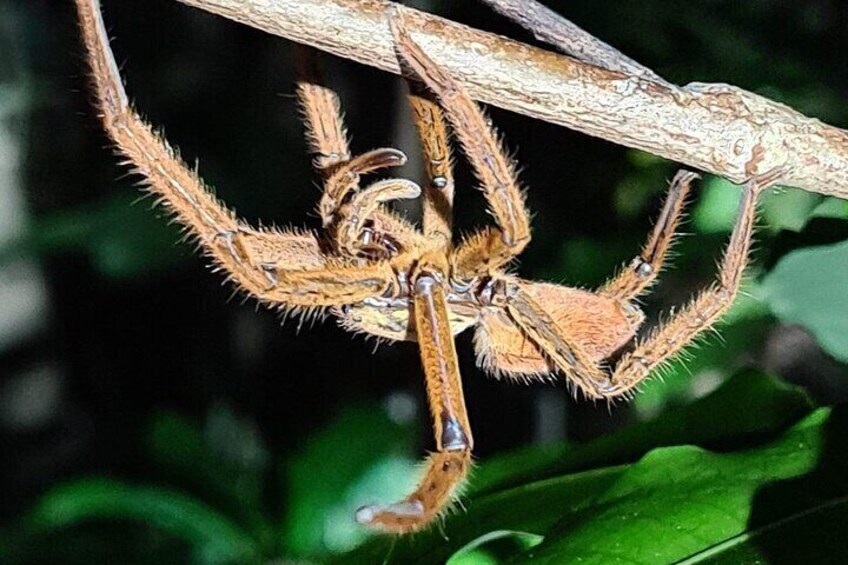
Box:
75, 0, 396, 308
604, 168, 786, 397
407, 81, 456, 249
295, 52, 425, 258
298, 46, 407, 212
357, 271, 473, 533
390, 16, 532, 279
391, 15, 612, 398
505, 288, 618, 399
295, 47, 352, 172
600, 170, 698, 301
499, 169, 783, 399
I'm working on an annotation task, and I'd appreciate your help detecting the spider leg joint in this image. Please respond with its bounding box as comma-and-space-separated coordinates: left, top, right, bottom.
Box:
441, 412, 471, 451
631, 257, 654, 278
212, 230, 243, 264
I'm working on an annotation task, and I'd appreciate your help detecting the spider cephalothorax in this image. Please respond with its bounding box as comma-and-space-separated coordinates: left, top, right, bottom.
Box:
75, 0, 785, 533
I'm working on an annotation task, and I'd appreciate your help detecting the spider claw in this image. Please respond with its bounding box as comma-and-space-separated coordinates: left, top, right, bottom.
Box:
348, 147, 407, 174
590, 377, 624, 399
319, 148, 409, 226
361, 178, 422, 202
748, 165, 791, 193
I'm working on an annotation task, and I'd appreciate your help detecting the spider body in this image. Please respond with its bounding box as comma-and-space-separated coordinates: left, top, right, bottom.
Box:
75, 0, 785, 535
339, 291, 477, 341
475, 282, 645, 376
339, 274, 643, 370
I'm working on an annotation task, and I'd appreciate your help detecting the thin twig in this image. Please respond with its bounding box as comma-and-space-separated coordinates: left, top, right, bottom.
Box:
173, 0, 848, 200
478, 0, 673, 88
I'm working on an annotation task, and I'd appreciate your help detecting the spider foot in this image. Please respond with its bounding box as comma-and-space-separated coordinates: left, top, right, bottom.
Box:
355, 500, 424, 526
591, 378, 621, 398
354, 450, 471, 533
748, 165, 791, 194
573, 373, 625, 401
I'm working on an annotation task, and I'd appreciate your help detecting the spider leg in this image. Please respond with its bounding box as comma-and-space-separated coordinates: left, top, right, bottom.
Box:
295, 48, 352, 172
600, 170, 698, 301
408, 83, 455, 248
602, 168, 787, 398
505, 285, 613, 399
356, 272, 473, 533
295, 48, 424, 257
75, 0, 396, 309
297, 50, 411, 220
391, 16, 531, 277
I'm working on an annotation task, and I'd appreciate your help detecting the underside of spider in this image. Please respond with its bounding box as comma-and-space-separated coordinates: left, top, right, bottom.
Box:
75, 0, 786, 534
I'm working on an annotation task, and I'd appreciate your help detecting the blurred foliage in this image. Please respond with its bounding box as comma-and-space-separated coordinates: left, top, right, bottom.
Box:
1, 0, 848, 563
761, 240, 848, 363
1, 400, 419, 563
3, 372, 836, 564
0, 194, 188, 280
341, 373, 847, 564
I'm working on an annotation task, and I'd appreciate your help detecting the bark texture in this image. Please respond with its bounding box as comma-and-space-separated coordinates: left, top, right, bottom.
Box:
174, 0, 848, 199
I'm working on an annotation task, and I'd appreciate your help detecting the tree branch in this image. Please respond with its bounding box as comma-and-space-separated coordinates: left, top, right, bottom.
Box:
174, 0, 848, 200
478, 0, 672, 87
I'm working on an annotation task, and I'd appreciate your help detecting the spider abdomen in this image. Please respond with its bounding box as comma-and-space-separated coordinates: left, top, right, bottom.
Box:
474, 282, 643, 379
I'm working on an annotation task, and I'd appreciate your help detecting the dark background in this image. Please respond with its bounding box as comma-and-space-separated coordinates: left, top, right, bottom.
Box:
1, 0, 847, 561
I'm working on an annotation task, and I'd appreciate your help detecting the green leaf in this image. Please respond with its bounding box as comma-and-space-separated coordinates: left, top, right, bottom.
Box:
761, 239, 848, 362
759, 186, 822, 233
677, 496, 848, 564
693, 177, 740, 234
0, 194, 187, 278
690, 177, 822, 236
280, 402, 418, 557
333, 466, 626, 565
520, 408, 845, 563
810, 196, 848, 220
474, 370, 812, 496
447, 530, 543, 564
22, 479, 261, 564
339, 371, 813, 564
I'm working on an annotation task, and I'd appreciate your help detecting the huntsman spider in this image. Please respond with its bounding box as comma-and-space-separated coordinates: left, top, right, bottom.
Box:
74, 0, 786, 533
